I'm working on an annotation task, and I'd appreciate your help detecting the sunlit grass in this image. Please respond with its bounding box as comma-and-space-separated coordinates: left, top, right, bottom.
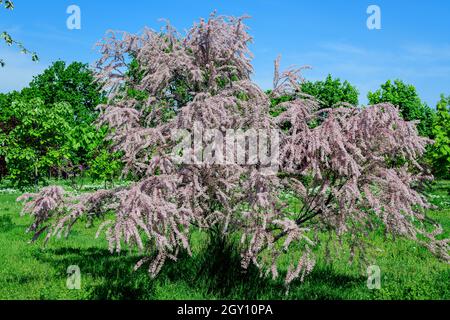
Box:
0, 181, 449, 300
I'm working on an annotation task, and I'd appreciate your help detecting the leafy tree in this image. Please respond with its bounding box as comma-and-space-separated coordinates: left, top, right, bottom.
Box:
0, 61, 108, 186
1, 0, 38, 66
301, 74, 359, 108
22, 61, 105, 123
0, 90, 23, 178
18, 14, 448, 288
429, 95, 450, 178
0, 93, 8, 177
1, 99, 72, 188
23, 61, 109, 179
368, 80, 435, 137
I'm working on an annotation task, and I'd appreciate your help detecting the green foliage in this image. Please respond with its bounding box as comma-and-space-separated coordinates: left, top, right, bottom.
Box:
268, 93, 294, 117
368, 80, 435, 138
429, 95, 450, 178
0, 181, 448, 299
1, 99, 72, 187
23, 61, 105, 123
63, 124, 122, 188
300, 74, 359, 108
0, 61, 110, 187
86, 147, 123, 188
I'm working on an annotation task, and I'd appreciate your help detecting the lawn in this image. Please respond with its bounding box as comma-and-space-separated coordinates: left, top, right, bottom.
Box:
0, 181, 449, 300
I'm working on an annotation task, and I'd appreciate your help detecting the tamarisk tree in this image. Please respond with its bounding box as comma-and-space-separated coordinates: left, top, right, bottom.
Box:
18, 13, 449, 288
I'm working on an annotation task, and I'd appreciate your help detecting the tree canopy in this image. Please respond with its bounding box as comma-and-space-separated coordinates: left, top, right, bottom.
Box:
429, 95, 450, 178
368, 80, 435, 138
0, 61, 109, 187
300, 74, 359, 108
1, 98, 72, 186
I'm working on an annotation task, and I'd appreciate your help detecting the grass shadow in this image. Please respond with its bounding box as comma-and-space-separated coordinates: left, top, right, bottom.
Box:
35, 237, 366, 300
35, 247, 156, 300
0, 215, 14, 232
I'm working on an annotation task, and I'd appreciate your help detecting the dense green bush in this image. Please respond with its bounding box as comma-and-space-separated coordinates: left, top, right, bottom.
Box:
0, 98, 72, 187
0, 61, 119, 188
86, 149, 123, 188
368, 80, 435, 138
429, 95, 450, 178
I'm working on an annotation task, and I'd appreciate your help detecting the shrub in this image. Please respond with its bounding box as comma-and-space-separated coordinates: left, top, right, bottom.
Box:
18, 13, 449, 288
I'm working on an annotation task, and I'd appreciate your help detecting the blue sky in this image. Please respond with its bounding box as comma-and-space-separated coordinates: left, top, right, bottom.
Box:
1, 0, 449, 106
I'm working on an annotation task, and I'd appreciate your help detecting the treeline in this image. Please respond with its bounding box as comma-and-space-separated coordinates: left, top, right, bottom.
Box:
0, 63, 449, 189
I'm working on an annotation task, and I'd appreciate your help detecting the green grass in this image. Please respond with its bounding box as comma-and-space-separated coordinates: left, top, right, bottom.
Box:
0, 181, 449, 300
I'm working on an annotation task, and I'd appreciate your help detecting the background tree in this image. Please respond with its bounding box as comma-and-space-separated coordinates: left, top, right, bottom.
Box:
23, 61, 108, 179
429, 95, 450, 178
1, 98, 72, 188
0, 61, 109, 187
0, 91, 20, 177
0, 0, 38, 66
368, 80, 435, 138
22, 61, 104, 123
269, 74, 359, 116
269, 74, 359, 117
301, 74, 359, 108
